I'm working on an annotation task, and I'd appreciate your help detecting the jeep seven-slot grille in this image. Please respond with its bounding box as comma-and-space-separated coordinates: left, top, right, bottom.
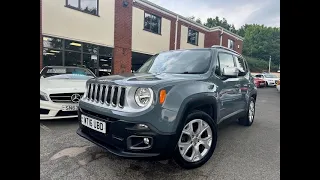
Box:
50, 93, 84, 103
86, 83, 126, 108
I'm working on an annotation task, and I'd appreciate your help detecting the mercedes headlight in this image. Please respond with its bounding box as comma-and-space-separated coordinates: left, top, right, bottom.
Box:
134, 88, 153, 107
40, 91, 49, 101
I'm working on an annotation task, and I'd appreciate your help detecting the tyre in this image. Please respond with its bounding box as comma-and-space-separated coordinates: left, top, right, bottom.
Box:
238, 97, 256, 126
173, 110, 217, 169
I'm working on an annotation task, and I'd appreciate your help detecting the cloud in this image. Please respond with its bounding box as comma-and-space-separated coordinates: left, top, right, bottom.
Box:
147, 0, 280, 29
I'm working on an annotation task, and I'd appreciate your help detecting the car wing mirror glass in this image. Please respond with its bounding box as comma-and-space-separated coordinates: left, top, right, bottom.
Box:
222, 67, 239, 78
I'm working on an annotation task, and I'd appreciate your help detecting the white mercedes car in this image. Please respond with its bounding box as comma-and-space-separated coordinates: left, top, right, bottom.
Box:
40, 66, 96, 120
254, 73, 280, 87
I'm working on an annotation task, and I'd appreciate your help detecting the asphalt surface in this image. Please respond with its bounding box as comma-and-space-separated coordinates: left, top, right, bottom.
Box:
40, 88, 280, 180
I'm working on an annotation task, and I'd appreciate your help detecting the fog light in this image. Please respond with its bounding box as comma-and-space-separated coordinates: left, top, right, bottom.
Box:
143, 137, 150, 145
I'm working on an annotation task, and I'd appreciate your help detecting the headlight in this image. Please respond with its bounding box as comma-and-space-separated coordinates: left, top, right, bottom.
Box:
40, 91, 49, 101
134, 88, 153, 107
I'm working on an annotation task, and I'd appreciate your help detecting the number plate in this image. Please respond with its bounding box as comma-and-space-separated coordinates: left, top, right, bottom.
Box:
62, 105, 78, 111
81, 115, 106, 133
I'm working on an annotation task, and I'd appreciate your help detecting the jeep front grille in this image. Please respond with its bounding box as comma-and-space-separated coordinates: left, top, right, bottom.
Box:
86, 83, 126, 108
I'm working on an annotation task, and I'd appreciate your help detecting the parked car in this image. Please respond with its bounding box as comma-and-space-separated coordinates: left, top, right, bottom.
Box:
276, 79, 280, 92
254, 73, 279, 86
254, 77, 266, 88
76, 46, 258, 169
40, 66, 96, 120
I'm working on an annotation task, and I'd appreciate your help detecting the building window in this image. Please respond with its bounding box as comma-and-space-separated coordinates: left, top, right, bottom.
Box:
187, 28, 199, 46
43, 48, 63, 66
65, 51, 81, 66
66, 0, 98, 16
42, 36, 113, 76
98, 46, 113, 76
144, 12, 161, 34
228, 39, 235, 50
43, 37, 62, 49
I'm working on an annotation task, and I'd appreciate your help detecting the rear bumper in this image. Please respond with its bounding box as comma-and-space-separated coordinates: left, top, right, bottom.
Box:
76, 109, 178, 160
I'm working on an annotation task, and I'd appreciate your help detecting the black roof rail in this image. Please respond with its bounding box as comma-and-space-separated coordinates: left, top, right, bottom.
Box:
211, 45, 241, 56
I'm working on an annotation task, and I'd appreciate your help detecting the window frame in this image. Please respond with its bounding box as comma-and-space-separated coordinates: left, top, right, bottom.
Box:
227, 39, 235, 50
143, 12, 162, 35
65, 0, 99, 16
187, 28, 199, 46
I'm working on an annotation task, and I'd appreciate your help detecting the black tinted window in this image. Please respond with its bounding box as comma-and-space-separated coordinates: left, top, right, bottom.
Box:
216, 53, 235, 76
137, 50, 211, 74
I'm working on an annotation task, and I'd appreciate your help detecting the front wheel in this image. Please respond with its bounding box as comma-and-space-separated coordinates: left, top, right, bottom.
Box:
173, 110, 217, 169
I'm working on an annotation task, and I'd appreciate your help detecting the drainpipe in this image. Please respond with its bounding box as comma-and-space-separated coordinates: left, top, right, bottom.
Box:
219, 28, 224, 46
175, 15, 179, 50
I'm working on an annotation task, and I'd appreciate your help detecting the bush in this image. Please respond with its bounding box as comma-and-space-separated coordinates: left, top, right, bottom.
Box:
244, 56, 278, 72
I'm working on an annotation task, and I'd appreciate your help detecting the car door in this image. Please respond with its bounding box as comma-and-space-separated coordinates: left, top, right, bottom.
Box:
215, 52, 242, 121
233, 55, 250, 110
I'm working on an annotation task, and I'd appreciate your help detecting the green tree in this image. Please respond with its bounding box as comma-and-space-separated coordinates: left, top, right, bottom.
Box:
187, 16, 202, 24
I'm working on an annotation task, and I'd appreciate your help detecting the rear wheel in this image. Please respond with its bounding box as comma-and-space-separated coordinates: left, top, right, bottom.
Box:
173, 110, 217, 169
238, 97, 255, 126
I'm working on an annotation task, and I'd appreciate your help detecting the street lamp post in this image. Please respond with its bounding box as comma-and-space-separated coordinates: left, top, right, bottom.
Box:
268, 56, 271, 73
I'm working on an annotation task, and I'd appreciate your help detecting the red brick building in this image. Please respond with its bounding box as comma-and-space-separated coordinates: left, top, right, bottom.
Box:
40, 0, 244, 75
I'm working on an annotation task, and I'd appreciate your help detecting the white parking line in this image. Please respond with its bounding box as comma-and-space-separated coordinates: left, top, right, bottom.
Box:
40, 123, 52, 132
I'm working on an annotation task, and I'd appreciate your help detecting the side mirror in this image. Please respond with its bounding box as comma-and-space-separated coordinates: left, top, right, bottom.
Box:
222, 67, 239, 78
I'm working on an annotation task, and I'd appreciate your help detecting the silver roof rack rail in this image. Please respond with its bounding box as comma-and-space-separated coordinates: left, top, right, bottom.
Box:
211, 45, 241, 55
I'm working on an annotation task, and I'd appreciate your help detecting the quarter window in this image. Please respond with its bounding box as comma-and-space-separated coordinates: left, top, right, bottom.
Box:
66, 0, 98, 16
144, 12, 161, 34
187, 28, 199, 46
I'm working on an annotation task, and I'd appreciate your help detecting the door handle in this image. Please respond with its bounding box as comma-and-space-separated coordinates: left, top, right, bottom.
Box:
234, 84, 241, 88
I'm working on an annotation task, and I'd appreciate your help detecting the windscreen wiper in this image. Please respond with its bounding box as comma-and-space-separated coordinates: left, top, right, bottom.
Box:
182, 72, 201, 74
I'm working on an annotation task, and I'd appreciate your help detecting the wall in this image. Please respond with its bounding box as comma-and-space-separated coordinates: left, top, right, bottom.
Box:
204, 31, 220, 48
42, 0, 115, 47
131, 7, 171, 55
40, 0, 244, 73
113, 0, 133, 74
179, 25, 205, 49
221, 32, 243, 54
133, 2, 176, 51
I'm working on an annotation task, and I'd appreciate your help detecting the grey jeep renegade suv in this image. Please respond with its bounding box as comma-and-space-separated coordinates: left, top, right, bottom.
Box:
77, 46, 258, 169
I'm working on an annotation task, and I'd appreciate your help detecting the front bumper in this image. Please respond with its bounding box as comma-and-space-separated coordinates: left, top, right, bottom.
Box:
76, 108, 178, 159
40, 100, 78, 120
267, 81, 277, 86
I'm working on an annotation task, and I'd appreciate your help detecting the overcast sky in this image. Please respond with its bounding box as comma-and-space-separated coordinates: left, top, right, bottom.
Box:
148, 0, 280, 29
